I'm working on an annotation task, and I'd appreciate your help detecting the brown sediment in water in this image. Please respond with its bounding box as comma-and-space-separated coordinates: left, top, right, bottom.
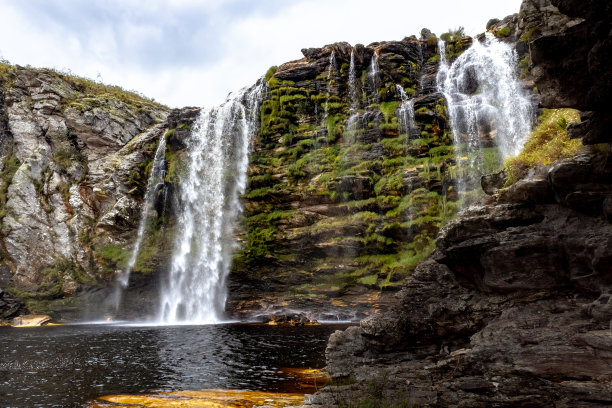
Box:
90, 389, 305, 407
89, 369, 330, 408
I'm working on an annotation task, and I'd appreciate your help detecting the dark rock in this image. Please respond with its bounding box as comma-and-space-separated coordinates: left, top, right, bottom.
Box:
481, 168, 507, 195
0, 288, 26, 319
164, 107, 201, 151
420, 28, 432, 40
530, 0, 611, 144
486, 18, 501, 29
361, 143, 385, 161
548, 149, 612, 207
604, 195, 612, 222
498, 178, 552, 204
306, 2, 612, 406
335, 176, 373, 200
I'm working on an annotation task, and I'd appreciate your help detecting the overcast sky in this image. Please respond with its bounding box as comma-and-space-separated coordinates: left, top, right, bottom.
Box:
0, 0, 522, 108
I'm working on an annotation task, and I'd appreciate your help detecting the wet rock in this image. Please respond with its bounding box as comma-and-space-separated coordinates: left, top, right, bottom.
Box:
261, 311, 319, 326
497, 177, 551, 203
335, 176, 372, 200
481, 168, 507, 195
11, 314, 52, 327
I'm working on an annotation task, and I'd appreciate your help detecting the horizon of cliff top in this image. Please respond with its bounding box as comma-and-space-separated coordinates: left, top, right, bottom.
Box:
0, 0, 522, 108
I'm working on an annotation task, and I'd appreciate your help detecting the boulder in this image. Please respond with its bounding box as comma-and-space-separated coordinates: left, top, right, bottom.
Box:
11, 314, 52, 327
481, 168, 507, 195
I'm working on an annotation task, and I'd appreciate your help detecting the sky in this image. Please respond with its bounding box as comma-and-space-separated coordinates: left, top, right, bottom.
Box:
0, 0, 522, 108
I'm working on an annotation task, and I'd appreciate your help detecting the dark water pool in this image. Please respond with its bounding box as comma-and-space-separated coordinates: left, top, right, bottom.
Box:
0, 323, 348, 407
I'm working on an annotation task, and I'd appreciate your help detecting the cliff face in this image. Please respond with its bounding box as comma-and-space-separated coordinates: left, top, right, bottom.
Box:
1, 32, 473, 322
227, 37, 474, 320
309, 1, 612, 406
0, 65, 184, 320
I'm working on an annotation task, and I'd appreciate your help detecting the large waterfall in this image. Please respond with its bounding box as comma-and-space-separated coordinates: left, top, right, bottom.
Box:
159, 83, 265, 324
437, 34, 533, 195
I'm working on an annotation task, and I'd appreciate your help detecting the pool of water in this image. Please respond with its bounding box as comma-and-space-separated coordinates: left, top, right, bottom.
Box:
0, 323, 348, 407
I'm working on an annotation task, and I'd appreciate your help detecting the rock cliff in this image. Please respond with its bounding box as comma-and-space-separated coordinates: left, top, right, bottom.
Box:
227, 36, 476, 321
306, 0, 612, 406
0, 64, 188, 320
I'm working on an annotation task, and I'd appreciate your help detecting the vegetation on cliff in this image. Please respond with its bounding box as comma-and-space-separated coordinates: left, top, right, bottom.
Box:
505, 108, 581, 184
229, 39, 465, 313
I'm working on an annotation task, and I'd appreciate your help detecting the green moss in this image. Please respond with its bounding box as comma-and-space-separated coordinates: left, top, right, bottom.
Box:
379, 101, 400, 123
95, 243, 130, 270
505, 108, 582, 184
520, 27, 538, 42
265, 66, 278, 81
325, 113, 344, 143
496, 27, 511, 37
0, 154, 21, 221
427, 34, 438, 47
7, 257, 94, 304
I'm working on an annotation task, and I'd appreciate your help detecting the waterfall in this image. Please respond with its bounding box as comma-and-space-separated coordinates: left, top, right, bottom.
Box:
437, 34, 534, 195
118, 136, 167, 288
367, 52, 380, 103
395, 84, 416, 137
346, 50, 360, 136
323, 51, 337, 121
159, 82, 265, 324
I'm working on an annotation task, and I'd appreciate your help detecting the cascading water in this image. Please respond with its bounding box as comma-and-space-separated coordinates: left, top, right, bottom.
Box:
437, 34, 534, 196
323, 51, 337, 121
395, 84, 416, 137
367, 52, 380, 103
112, 135, 166, 310
159, 82, 265, 324
346, 50, 360, 136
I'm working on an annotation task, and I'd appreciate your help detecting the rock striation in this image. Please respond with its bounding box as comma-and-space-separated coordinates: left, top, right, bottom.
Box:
306, 1, 612, 406
0, 64, 202, 320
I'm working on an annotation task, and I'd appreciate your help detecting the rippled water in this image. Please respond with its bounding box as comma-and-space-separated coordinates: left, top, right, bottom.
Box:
0, 323, 347, 407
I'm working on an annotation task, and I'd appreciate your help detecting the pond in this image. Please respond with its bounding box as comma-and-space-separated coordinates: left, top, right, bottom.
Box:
0, 323, 348, 407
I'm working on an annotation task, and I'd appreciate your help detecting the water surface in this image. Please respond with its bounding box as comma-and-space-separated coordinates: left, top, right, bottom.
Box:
0, 323, 347, 407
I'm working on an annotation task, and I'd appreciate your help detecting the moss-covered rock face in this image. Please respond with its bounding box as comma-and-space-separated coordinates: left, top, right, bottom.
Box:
0, 63, 193, 321
228, 38, 469, 319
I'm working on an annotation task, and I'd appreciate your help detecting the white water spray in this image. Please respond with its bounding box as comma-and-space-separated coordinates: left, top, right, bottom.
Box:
367, 52, 380, 103
437, 35, 533, 193
346, 50, 361, 136
323, 51, 337, 121
159, 82, 265, 324
395, 85, 416, 137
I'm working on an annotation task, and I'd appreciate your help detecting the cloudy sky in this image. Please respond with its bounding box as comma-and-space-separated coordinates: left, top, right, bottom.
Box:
0, 0, 521, 108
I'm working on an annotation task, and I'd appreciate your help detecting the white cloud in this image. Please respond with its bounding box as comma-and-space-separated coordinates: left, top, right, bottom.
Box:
0, 0, 522, 108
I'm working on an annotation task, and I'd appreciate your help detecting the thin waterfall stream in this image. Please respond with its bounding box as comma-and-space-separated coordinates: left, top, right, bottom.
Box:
396, 84, 416, 138
111, 135, 167, 310
346, 50, 360, 137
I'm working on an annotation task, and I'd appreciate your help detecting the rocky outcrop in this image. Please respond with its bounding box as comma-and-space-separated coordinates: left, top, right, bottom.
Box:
529, 0, 611, 144
0, 64, 182, 321
307, 1, 612, 406
307, 144, 611, 406
11, 314, 52, 327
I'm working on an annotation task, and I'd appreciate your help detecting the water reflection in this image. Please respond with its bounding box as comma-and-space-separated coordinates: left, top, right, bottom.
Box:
0, 323, 346, 407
